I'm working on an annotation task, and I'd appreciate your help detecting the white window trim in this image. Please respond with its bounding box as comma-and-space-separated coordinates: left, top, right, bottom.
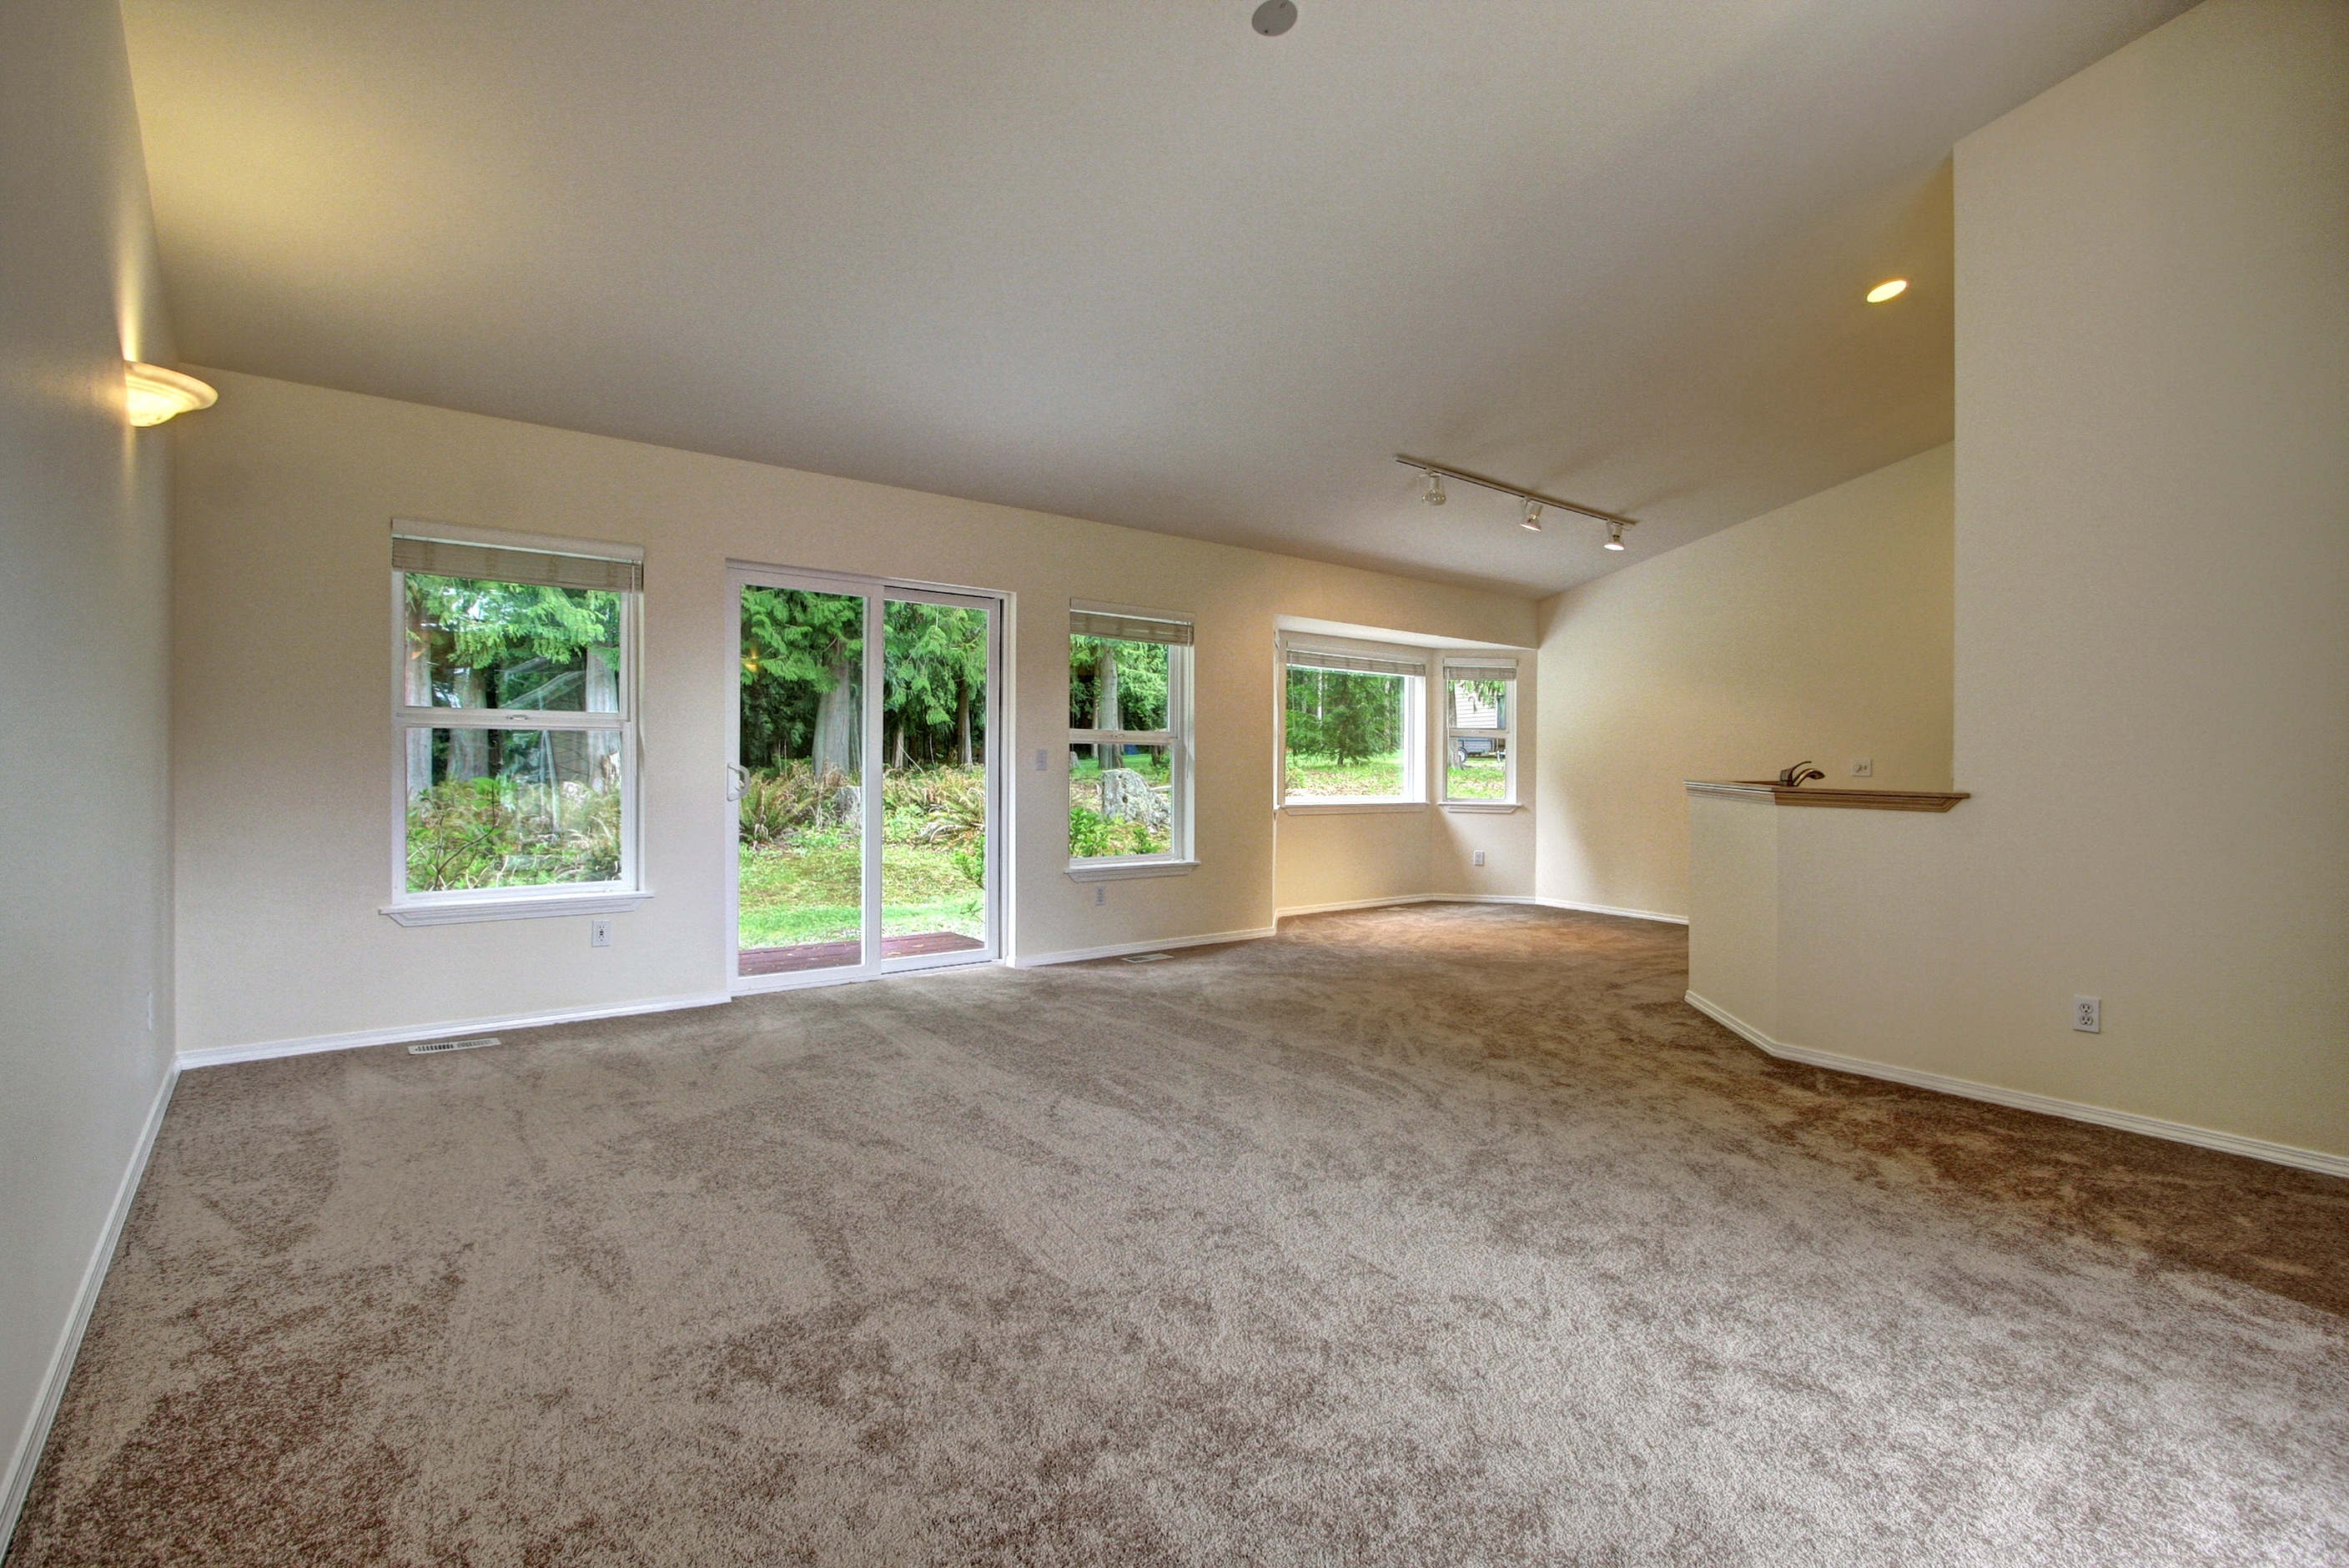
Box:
1439, 661, 1519, 809
384, 526, 647, 922
1069, 608, 1195, 872
1276, 635, 1428, 812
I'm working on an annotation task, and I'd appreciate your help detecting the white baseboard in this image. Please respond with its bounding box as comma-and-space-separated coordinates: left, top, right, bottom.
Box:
176, 991, 733, 1071
1275, 893, 1540, 919
3, 1063, 178, 1550
1534, 897, 1688, 926
1012, 927, 1278, 968
1683, 990, 2349, 1180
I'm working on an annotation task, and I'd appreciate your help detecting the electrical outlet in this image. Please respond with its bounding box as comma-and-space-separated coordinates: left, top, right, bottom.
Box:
591, 918, 613, 948
1472, 850, 1486, 867
1850, 758, 1874, 778
2073, 996, 2101, 1033
1094, 885, 1106, 907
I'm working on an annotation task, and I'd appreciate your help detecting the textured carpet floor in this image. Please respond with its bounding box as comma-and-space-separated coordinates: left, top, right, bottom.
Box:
12, 905, 2348, 1565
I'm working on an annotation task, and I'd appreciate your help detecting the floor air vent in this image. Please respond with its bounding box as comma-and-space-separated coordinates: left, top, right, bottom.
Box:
408, 1036, 501, 1056
1120, 952, 1173, 964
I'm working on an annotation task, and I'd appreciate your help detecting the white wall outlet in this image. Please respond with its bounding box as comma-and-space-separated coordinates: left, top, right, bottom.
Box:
591, 918, 613, 948
1472, 850, 1486, 867
1094, 884, 1106, 906
2072, 996, 2101, 1033
1850, 758, 1874, 778
1035, 747, 1049, 772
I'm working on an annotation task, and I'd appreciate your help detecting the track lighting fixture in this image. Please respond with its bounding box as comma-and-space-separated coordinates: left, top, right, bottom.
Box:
1394, 455, 1638, 553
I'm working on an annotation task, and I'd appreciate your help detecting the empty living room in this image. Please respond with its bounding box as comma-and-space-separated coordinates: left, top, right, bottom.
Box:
5, 0, 2345, 1561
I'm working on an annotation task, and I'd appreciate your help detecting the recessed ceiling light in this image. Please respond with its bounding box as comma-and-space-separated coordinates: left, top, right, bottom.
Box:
1251, 0, 1297, 36
1866, 279, 1909, 304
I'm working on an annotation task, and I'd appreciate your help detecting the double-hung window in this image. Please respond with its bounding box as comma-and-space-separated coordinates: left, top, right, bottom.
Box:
1441, 656, 1517, 807
385, 525, 646, 923
1068, 606, 1193, 875
1280, 641, 1426, 806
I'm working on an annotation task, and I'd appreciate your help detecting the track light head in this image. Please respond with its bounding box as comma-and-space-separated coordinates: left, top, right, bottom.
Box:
1520, 499, 1544, 532
1604, 520, 1627, 550
1423, 472, 1446, 506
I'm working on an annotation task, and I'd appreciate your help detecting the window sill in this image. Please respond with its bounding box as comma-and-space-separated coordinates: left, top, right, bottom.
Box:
1441, 802, 1521, 814
381, 890, 653, 926
1066, 858, 1199, 883
1278, 801, 1427, 816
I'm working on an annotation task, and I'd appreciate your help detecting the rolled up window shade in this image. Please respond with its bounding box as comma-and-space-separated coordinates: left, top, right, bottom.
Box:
1285, 647, 1426, 677
1442, 659, 1518, 681
393, 535, 641, 594
1069, 610, 1193, 646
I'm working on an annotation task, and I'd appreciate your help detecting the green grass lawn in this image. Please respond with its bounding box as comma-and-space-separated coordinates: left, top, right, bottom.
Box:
1446, 754, 1507, 800
1284, 752, 1405, 798
737, 827, 984, 949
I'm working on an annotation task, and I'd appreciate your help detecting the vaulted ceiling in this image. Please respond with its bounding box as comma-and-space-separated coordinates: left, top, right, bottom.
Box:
123, 0, 2188, 596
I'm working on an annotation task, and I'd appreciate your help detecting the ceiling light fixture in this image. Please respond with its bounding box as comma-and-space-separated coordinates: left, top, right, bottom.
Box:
123, 362, 217, 426
1866, 278, 1909, 304
1251, 0, 1298, 36
1396, 455, 1638, 553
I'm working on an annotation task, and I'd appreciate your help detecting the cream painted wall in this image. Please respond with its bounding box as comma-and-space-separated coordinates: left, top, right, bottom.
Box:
0, 0, 179, 1534
1535, 444, 1954, 919
1687, 0, 2348, 1164
171, 372, 1537, 1053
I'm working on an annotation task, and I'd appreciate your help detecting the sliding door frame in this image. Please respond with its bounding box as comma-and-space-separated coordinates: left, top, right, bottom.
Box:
726, 563, 1005, 994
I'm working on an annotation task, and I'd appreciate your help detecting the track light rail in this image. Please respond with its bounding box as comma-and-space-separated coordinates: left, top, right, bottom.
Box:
1392, 455, 1640, 534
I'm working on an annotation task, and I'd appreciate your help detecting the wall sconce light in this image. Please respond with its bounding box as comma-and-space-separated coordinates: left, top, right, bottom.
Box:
123, 362, 217, 426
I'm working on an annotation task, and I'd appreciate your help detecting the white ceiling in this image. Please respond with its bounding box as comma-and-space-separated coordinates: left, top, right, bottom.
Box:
122, 0, 2188, 597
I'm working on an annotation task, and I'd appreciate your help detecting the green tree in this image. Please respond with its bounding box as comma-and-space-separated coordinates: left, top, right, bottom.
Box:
741, 588, 865, 776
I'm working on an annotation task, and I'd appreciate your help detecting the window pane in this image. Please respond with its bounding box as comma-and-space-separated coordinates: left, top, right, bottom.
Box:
1069, 636, 1169, 731
1070, 742, 1174, 858
404, 573, 622, 712
882, 599, 991, 947
405, 728, 622, 891
1285, 667, 1407, 798
737, 586, 866, 967
1446, 734, 1509, 801
1447, 678, 1509, 732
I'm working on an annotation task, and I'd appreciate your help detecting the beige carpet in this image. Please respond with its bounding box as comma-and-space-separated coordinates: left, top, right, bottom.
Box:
12, 905, 2347, 1565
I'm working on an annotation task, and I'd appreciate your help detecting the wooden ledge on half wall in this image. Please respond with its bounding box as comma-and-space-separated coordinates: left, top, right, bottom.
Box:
1683, 781, 1971, 812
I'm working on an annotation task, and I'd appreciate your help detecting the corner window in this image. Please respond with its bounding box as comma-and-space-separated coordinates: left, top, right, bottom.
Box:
1280, 644, 1426, 805
1441, 658, 1517, 805
1069, 607, 1192, 869
389, 529, 642, 918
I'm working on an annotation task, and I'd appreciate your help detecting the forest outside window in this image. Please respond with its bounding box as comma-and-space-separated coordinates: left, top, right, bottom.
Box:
1441, 658, 1517, 806
1281, 644, 1426, 806
1068, 608, 1193, 871
387, 528, 644, 921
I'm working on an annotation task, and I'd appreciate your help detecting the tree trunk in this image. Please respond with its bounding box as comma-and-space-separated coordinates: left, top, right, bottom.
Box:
812, 659, 858, 780
448, 669, 488, 779
956, 676, 973, 767
893, 721, 908, 770
1094, 642, 1120, 774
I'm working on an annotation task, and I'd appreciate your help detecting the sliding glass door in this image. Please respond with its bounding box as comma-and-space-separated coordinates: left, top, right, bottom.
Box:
729, 568, 1000, 989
